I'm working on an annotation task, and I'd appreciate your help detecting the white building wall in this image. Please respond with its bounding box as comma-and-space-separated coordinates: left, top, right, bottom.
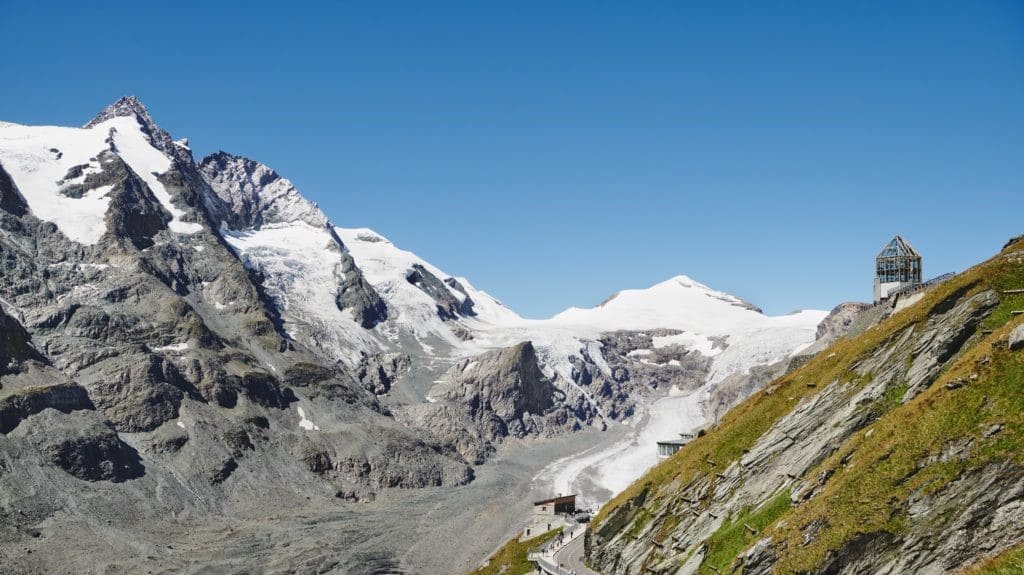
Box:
874, 279, 909, 303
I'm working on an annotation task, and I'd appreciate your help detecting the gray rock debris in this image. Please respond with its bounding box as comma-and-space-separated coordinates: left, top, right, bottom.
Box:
1010, 323, 1024, 351
405, 263, 471, 321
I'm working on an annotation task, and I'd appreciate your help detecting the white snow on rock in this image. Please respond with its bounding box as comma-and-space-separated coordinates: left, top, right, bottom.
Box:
548, 275, 827, 385
337, 227, 523, 348
222, 221, 377, 362
152, 342, 189, 353
297, 406, 320, 431
651, 332, 721, 357
0, 115, 201, 244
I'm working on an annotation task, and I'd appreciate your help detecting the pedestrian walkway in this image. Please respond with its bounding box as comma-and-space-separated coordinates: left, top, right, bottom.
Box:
528, 522, 600, 575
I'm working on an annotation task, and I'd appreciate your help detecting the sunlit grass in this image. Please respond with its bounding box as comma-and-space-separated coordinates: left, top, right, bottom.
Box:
468, 527, 561, 575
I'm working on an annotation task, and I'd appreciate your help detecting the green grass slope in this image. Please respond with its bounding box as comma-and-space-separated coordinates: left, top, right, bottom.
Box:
958, 544, 1024, 575
468, 527, 561, 575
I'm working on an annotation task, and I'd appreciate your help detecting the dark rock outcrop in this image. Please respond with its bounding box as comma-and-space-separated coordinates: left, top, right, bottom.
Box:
355, 352, 411, 395
14, 410, 144, 482
0, 163, 28, 216
405, 264, 468, 321
0, 308, 43, 372
336, 258, 388, 328
0, 382, 94, 434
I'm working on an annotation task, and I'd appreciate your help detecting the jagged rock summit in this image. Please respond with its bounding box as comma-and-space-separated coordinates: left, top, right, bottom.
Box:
200, 151, 329, 230
85, 95, 189, 162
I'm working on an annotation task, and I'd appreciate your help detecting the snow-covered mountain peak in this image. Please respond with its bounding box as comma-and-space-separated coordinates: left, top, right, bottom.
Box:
0, 111, 202, 244
551, 274, 772, 334
200, 151, 328, 230
84, 96, 182, 158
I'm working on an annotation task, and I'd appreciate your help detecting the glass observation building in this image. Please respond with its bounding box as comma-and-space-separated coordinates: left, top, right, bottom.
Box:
873, 235, 922, 303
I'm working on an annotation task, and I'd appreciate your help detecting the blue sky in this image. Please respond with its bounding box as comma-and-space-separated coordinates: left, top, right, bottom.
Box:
2, 1, 1023, 317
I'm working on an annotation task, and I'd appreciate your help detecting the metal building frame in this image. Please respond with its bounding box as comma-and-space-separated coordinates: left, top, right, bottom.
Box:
876, 235, 922, 285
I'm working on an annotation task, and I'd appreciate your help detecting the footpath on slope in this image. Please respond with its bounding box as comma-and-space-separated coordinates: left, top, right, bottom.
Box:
529, 521, 600, 575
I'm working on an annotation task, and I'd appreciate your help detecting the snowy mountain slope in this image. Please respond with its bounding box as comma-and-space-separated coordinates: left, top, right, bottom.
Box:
552, 274, 763, 332
0, 115, 202, 245
337, 227, 522, 344
199, 152, 389, 363
335, 232, 825, 388
548, 275, 828, 384
219, 221, 381, 362
192, 145, 824, 401
198, 150, 522, 368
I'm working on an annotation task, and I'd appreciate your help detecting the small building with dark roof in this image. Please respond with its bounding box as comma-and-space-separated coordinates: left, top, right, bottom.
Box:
657, 432, 697, 458
533, 494, 576, 517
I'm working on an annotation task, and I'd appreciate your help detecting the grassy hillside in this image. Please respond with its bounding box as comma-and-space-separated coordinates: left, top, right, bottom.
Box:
590, 235, 1024, 574
468, 527, 561, 575
958, 544, 1024, 575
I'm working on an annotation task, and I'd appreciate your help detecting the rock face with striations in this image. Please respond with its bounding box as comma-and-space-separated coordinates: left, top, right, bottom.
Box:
434, 341, 558, 439
401, 341, 585, 464
1, 307, 42, 372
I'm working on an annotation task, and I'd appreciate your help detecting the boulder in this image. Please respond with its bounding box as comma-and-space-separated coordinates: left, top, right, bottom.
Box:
1010, 323, 1024, 351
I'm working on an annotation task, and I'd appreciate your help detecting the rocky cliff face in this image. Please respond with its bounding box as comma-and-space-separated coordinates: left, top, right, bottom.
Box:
402, 342, 577, 464
0, 99, 480, 573
585, 237, 1024, 575
199, 151, 388, 334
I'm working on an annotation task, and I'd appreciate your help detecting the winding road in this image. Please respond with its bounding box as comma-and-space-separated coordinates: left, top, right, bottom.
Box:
530, 523, 601, 575
551, 534, 600, 575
